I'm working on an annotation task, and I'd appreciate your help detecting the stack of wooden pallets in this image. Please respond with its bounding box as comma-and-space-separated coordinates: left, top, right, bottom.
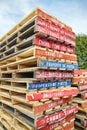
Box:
72, 70, 87, 130
0, 8, 78, 130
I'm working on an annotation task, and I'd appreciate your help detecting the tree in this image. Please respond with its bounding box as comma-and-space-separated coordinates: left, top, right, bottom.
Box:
76, 35, 87, 69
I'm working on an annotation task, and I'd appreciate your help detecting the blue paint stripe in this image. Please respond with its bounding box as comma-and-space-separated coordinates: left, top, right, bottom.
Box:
28, 80, 71, 90
39, 60, 78, 70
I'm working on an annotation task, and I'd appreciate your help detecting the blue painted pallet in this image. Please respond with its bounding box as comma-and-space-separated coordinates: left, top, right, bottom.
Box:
38, 60, 78, 70
28, 80, 71, 90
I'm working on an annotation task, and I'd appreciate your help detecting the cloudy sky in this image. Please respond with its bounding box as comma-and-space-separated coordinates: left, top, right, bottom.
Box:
0, 0, 87, 37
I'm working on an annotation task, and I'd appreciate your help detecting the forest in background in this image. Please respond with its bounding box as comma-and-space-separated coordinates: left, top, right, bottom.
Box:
76, 35, 87, 69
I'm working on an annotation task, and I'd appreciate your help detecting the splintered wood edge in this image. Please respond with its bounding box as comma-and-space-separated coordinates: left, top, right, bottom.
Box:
73, 98, 87, 103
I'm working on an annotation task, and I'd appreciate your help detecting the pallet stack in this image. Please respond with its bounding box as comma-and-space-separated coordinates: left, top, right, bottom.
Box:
0, 8, 78, 130
72, 70, 87, 130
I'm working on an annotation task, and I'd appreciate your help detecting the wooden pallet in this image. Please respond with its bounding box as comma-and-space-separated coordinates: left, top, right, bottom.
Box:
0, 17, 76, 62
0, 107, 34, 130
0, 122, 7, 130
75, 91, 87, 99
40, 113, 75, 130
0, 86, 76, 102
0, 8, 73, 43
0, 102, 77, 130
1, 109, 14, 126
72, 84, 87, 91
15, 104, 78, 129
2, 104, 77, 128
1, 103, 78, 129
27, 87, 78, 101
0, 46, 77, 68
0, 118, 11, 130
10, 87, 78, 102
0, 77, 71, 91
14, 97, 72, 116
75, 113, 87, 127
72, 77, 87, 85
0, 34, 75, 60
0, 54, 78, 74
14, 117, 34, 130
73, 98, 87, 110
75, 122, 87, 130
0, 89, 72, 116
0, 67, 74, 80
76, 109, 87, 119
0, 48, 78, 71
0, 126, 6, 130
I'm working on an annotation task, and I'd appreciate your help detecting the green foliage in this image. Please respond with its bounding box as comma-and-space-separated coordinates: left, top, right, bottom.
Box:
76, 34, 87, 69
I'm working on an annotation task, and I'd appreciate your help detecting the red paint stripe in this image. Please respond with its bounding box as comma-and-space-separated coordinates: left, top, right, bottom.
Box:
39, 114, 75, 130
84, 120, 87, 127
27, 89, 78, 101
36, 49, 77, 61
80, 84, 87, 91
83, 92, 87, 99
36, 70, 73, 79
74, 70, 87, 76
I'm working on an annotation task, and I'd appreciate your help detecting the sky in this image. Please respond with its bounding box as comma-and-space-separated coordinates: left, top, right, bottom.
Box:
0, 0, 87, 37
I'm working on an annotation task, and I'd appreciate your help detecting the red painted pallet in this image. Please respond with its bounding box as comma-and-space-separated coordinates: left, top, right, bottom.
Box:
37, 8, 74, 35
36, 16, 75, 42
36, 105, 78, 128
34, 97, 72, 115
36, 25, 76, 46
39, 113, 75, 130
35, 36, 75, 53
27, 88, 78, 101
77, 84, 87, 91
36, 49, 77, 62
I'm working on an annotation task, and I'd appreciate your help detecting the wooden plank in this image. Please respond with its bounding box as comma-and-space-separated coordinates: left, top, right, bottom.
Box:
72, 77, 87, 85
1, 118, 11, 130
75, 125, 87, 130
73, 98, 87, 110
14, 117, 34, 130
75, 121, 87, 130
1, 97, 12, 107
1, 109, 14, 125
74, 70, 87, 76
72, 84, 87, 91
